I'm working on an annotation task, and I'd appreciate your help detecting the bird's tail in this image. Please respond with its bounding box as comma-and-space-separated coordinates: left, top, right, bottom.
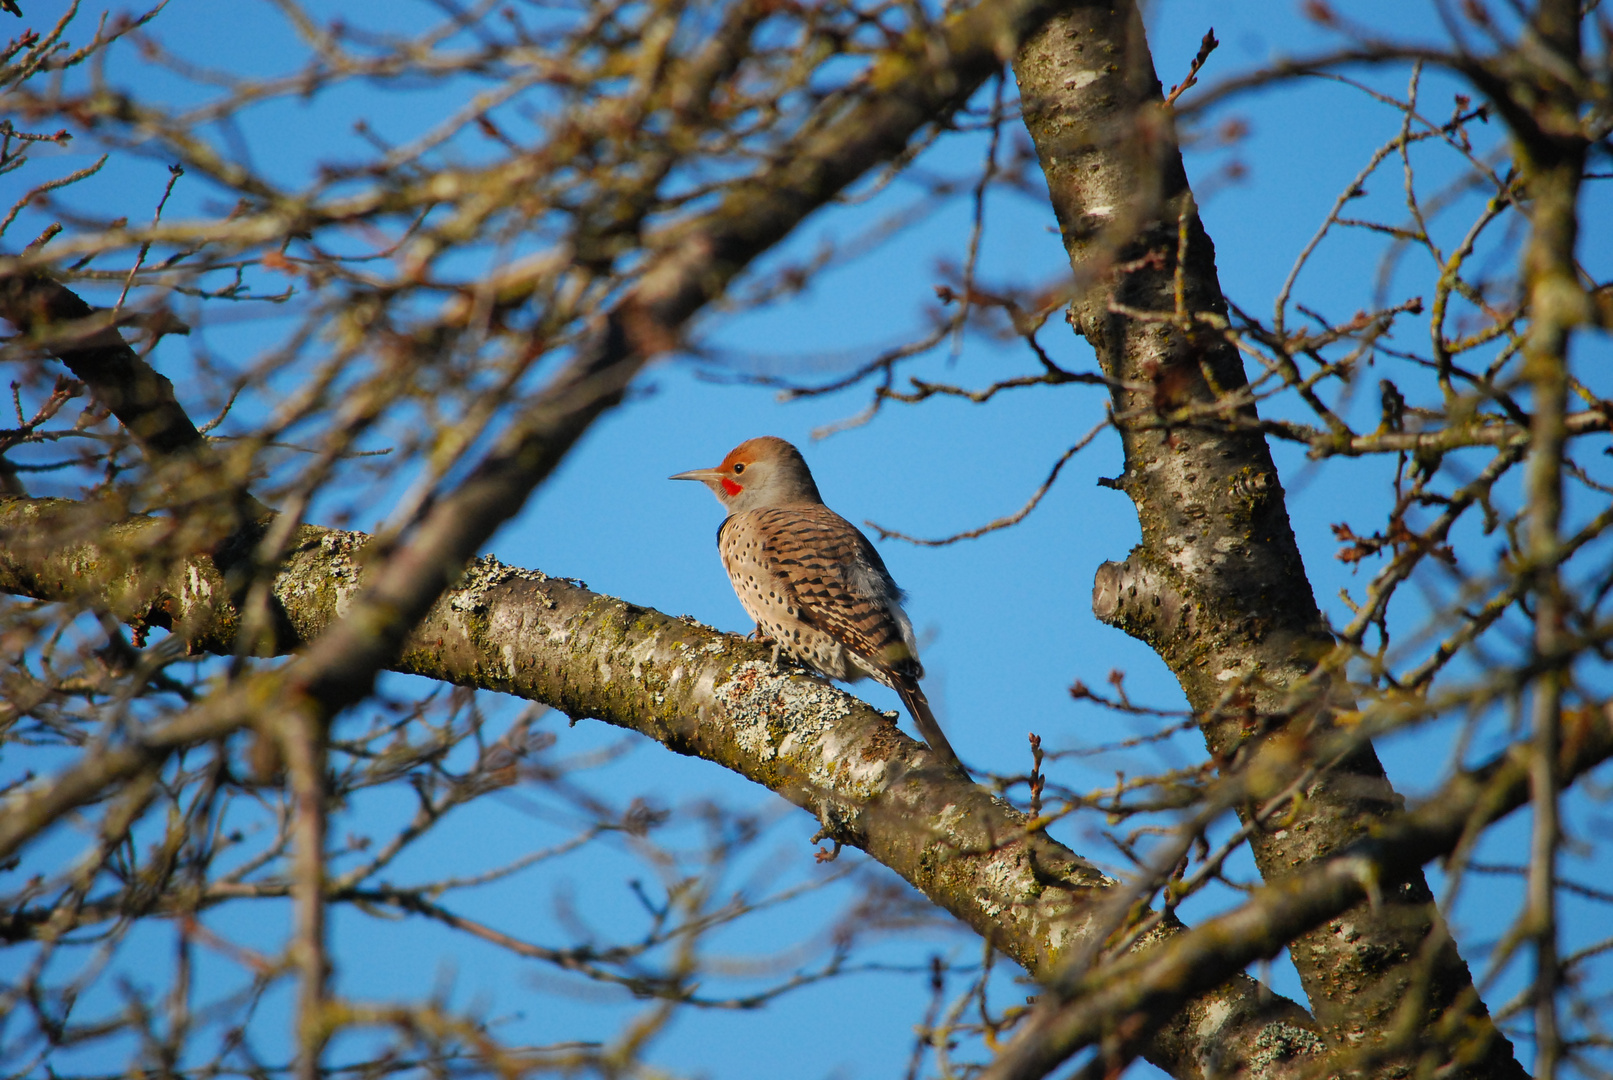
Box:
893, 678, 968, 777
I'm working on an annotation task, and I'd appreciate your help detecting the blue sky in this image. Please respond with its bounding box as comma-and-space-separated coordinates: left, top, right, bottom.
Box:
4, 1, 1610, 1077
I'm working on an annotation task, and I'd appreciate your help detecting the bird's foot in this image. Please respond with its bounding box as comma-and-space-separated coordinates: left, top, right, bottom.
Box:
743, 625, 785, 672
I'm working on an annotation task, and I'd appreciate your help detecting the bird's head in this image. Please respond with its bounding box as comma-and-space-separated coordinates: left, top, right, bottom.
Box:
670, 436, 823, 513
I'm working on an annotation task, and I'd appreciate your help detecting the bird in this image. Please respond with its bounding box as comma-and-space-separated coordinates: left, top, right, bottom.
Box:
671, 436, 966, 774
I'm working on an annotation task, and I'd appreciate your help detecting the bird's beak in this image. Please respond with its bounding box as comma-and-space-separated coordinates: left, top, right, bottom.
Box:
669, 467, 726, 483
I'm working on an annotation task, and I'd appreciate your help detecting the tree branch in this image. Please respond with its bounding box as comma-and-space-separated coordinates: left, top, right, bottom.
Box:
0, 16, 1087, 1080
0, 493, 1320, 1080
0, 0, 1081, 774
1511, 6, 1590, 1077
0, 271, 271, 520
979, 703, 1613, 1080
224, 0, 1092, 746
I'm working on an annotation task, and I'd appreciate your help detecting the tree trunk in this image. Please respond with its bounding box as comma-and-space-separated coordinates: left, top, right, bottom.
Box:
1011, 5, 1523, 1077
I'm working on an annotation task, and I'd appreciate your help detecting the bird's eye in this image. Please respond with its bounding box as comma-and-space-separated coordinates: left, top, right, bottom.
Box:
733, 463, 745, 474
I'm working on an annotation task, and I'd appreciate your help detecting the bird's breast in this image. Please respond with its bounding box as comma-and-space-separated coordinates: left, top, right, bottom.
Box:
718, 515, 860, 681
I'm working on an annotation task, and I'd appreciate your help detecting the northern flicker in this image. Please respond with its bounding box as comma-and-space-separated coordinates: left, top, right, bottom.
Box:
671, 436, 965, 773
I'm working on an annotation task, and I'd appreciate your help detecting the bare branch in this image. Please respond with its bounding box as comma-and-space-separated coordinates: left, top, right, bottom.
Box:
0, 493, 1319, 1080
980, 704, 1613, 1080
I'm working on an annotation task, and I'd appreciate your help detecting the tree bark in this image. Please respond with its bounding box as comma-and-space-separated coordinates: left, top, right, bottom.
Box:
6, 495, 1612, 1080
0, 493, 1320, 1080
0, 271, 270, 522
1011, 4, 1523, 1077
982, 702, 1613, 1080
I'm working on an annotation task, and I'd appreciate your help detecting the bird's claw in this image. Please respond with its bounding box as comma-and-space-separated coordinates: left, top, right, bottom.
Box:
747, 625, 784, 672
